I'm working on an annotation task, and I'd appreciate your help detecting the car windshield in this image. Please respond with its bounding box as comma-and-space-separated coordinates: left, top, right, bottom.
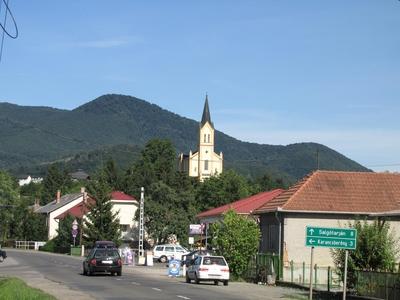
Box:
94, 249, 119, 259
202, 257, 226, 266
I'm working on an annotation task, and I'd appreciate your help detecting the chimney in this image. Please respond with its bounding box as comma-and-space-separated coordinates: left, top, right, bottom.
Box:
56, 190, 61, 204
80, 187, 85, 193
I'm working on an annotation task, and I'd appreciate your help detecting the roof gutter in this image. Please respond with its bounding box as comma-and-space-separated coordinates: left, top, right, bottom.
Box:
255, 208, 376, 216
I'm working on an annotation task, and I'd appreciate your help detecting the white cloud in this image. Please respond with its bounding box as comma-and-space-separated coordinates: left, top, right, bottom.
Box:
65, 36, 143, 49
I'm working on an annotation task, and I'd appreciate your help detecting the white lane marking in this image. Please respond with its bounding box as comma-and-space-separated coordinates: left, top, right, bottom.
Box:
152, 287, 162, 292
131, 281, 141, 285
116, 278, 123, 281
177, 296, 191, 300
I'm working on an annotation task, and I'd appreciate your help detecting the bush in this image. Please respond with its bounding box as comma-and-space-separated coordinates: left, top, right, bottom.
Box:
39, 239, 56, 252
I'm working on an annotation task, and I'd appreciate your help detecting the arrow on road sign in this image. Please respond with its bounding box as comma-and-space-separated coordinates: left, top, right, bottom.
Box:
309, 228, 315, 235
309, 239, 315, 244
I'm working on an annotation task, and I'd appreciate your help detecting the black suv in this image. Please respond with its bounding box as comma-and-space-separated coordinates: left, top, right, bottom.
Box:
0, 249, 6, 262
83, 246, 122, 276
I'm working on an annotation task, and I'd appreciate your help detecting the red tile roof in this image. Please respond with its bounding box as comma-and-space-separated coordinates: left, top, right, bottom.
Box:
111, 191, 136, 201
197, 189, 284, 218
254, 171, 400, 214
54, 198, 95, 219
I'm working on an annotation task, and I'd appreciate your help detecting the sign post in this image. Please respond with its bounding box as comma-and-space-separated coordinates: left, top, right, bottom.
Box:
305, 226, 357, 300
72, 219, 79, 247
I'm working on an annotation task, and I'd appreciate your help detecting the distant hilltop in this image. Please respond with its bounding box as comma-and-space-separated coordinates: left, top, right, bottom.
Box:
0, 94, 369, 181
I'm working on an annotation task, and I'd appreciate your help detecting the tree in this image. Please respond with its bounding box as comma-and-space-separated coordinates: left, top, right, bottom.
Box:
195, 170, 252, 211
41, 164, 72, 205
54, 214, 76, 253
83, 171, 121, 246
331, 219, 398, 288
253, 173, 286, 193
211, 210, 260, 278
139, 181, 197, 245
124, 139, 177, 196
0, 170, 19, 242
103, 159, 122, 190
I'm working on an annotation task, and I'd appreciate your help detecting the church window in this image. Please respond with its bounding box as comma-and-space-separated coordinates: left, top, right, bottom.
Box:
204, 134, 207, 143
204, 160, 209, 171
208, 134, 210, 143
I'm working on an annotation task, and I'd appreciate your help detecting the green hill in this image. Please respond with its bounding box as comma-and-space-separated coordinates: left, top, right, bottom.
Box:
0, 94, 369, 181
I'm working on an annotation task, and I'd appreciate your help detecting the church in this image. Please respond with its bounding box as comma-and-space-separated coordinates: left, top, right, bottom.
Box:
178, 95, 223, 181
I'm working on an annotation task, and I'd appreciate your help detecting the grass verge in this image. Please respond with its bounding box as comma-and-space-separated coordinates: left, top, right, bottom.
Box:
0, 277, 56, 300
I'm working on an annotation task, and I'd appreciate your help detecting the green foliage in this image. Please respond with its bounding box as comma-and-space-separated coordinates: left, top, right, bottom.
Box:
83, 171, 121, 246
252, 173, 286, 193
195, 170, 252, 211
0, 277, 56, 300
9, 204, 47, 241
331, 219, 398, 288
1, 94, 369, 182
53, 214, 76, 253
103, 159, 123, 190
40, 239, 56, 252
0, 170, 19, 242
211, 210, 260, 278
41, 164, 72, 205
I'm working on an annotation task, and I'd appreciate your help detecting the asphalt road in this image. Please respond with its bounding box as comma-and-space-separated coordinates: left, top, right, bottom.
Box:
0, 249, 306, 300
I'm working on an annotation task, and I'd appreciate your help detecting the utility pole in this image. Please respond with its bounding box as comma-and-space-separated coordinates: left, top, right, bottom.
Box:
138, 187, 145, 264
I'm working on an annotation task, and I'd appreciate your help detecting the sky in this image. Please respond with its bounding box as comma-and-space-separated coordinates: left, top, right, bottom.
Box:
0, 1, 399, 172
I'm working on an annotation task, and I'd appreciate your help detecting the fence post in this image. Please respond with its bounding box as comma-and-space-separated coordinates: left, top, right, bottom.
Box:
290, 260, 294, 283
314, 264, 318, 289
303, 261, 305, 285
327, 266, 331, 292
385, 272, 389, 300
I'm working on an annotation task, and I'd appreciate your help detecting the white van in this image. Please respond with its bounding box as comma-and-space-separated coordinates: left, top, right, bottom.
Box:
152, 244, 189, 262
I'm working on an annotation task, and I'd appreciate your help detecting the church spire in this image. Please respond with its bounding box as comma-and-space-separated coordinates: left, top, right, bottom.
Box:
201, 94, 213, 128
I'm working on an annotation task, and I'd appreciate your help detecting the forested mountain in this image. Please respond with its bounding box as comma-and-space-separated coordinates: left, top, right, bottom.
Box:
0, 94, 369, 181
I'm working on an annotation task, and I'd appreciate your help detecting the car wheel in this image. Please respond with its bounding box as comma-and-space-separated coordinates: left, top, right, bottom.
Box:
0, 256, 3, 263
159, 256, 167, 263
194, 273, 200, 284
83, 267, 87, 276
214, 280, 218, 285
117, 271, 122, 276
185, 272, 191, 283
223, 280, 228, 286
88, 268, 93, 276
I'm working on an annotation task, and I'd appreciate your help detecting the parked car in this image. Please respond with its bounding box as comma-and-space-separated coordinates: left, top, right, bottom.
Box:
0, 249, 6, 262
83, 247, 122, 276
152, 244, 189, 263
182, 250, 213, 267
93, 240, 116, 249
186, 255, 229, 286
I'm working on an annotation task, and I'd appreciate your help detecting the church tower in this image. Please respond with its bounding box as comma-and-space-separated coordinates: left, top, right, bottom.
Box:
178, 95, 223, 181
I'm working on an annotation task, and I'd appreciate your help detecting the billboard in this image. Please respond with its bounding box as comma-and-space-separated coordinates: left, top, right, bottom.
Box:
189, 224, 204, 235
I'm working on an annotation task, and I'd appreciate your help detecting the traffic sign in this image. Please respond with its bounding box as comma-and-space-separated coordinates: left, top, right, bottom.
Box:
305, 226, 357, 250
72, 229, 78, 238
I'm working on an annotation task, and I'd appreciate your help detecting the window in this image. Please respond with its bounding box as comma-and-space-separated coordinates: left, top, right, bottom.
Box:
207, 134, 210, 143
165, 246, 174, 252
204, 160, 209, 170
204, 134, 207, 143
155, 246, 164, 251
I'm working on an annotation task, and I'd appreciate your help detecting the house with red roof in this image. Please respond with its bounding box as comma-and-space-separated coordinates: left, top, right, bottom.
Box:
197, 189, 284, 224
36, 189, 138, 240
253, 170, 400, 273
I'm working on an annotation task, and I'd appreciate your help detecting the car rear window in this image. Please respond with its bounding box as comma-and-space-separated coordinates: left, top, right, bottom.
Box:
202, 257, 226, 266
94, 249, 119, 258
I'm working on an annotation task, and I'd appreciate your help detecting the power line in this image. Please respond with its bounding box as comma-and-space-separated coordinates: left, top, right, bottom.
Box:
0, 0, 18, 63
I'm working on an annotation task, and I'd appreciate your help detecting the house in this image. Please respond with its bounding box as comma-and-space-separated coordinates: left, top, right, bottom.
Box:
69, 169, 90, 181
18, 175, 43, 186
197, 189, 284, 224
36, 189, 138, 240
35, 189, 90, 240
253, 171, 400, 270
178, 95, 223, 181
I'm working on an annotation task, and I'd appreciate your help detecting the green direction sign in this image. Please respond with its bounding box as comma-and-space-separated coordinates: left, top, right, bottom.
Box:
305, 226, 357, 250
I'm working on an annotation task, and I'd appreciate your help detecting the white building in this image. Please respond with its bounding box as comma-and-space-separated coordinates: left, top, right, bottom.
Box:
35, 189, 138, 240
